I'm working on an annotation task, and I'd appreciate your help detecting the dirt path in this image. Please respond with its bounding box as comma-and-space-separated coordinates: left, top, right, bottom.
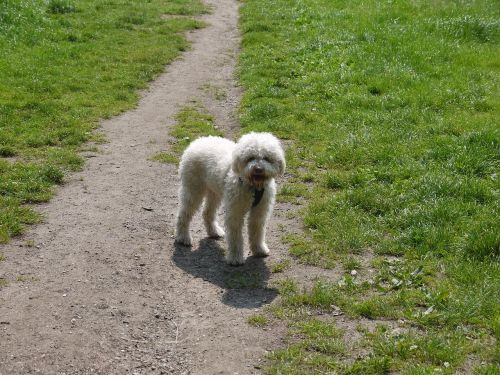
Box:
0, 1, 297, 374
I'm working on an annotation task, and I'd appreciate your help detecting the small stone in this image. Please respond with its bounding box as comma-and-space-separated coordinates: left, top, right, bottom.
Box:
391, 278, 401, 285
330, 305, 343, 316
424, 306, 434, 315
350, 270, 357, 276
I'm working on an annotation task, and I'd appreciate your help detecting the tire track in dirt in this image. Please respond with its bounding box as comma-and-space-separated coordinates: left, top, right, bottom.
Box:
0, 1, 287, 374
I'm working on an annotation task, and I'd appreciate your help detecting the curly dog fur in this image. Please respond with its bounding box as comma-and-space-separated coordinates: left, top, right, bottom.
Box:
175, 132, 285, 265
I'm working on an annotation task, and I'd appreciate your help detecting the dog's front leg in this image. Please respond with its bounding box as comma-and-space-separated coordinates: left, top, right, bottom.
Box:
224, 195, 247, 266
248, 183, 275, 257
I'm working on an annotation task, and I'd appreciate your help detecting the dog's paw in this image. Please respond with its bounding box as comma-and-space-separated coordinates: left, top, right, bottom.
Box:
226, 251, 245, 266
251, 243, 270, 257
175, 233, 193, 246
207, 222, 225, 239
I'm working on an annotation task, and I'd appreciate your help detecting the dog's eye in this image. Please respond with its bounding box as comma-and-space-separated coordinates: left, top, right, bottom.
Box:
246, 157, 255, 163
263, 157, 272, 163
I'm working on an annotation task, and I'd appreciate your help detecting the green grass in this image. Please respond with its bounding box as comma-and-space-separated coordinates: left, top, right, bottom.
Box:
247, 314, 270, 327
239, 0, 499, 372
268, 318, 346, 374
268, 277, 497, 373
346, 323, 495, 374
150, 103, 223, 164
150, 151, 179, 164
270, 259, 291, 273
0, 0, 206, 242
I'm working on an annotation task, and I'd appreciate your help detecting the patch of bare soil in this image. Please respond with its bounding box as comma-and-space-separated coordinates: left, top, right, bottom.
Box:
0, 0, 341, 374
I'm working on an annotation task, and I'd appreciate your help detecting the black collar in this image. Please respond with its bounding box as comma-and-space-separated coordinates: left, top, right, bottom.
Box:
252, 187, 265, 207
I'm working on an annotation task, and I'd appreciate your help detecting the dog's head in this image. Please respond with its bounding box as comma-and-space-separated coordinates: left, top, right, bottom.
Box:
232, 132, 285, 190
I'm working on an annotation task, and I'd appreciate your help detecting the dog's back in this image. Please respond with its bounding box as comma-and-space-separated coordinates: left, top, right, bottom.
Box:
178, 136, 234, 193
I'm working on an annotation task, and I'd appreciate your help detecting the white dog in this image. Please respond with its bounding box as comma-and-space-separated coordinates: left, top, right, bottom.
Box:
175, 132, 285, 265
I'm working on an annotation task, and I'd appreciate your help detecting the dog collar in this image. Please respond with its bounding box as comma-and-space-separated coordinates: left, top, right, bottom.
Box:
252, 187, 265, 207
239, 177, 265, 207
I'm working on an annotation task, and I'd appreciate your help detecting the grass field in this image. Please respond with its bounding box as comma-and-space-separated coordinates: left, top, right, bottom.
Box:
239, 0, 499, 373
0, 0, 206, 242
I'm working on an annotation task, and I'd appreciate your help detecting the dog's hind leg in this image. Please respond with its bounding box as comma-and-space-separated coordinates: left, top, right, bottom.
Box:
175, 185, 204, 246
203, 190, 225, 238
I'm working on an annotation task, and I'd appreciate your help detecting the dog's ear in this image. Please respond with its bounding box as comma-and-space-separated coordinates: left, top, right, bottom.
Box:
273, 139, 286, 176
277, 154, 286, 176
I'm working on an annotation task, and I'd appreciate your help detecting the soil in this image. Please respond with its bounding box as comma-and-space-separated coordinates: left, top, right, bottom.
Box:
0, 1, 341, 374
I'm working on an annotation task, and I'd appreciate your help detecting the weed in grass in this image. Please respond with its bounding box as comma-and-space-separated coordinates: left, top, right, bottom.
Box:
267, 343, 341, 375
0, 146, 16, 157
293, 318, 344, 342
267, 319, 345, 374
88, 133, 107, 145
149, 152, 179, 165
284, 233, 338, 268
247, 314, 270, 327
344, 324, 478, 374
345, 355, 392, 375
300, 173, 315, 183
352, 294, 403, 320
0, 196, 41, 243
271, 259, 291, 273
47, 0, 76, 15
277, 182, 309, 204
342, 256, 362, 273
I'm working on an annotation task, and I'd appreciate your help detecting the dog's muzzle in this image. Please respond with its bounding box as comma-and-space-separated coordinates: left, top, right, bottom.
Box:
250, 166, 266, 188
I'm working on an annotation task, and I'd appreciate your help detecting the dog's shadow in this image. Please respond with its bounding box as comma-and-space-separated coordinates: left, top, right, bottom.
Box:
173, 238, 278, 308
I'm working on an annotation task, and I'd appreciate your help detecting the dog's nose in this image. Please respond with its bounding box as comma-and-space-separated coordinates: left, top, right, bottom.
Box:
254, 166, 264, 174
